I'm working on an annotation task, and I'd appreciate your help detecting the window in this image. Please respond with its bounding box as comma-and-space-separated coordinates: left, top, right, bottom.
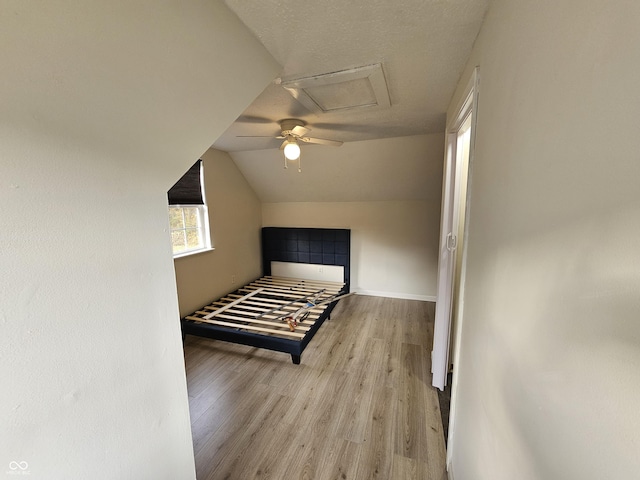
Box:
167, 160, 211, 257
169, 205, 209, 255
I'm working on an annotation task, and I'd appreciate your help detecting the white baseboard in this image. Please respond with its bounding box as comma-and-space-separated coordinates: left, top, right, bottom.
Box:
354, 289, 436, 302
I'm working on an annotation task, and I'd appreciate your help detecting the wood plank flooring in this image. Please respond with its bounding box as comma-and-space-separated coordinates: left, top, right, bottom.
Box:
183, 295, 447, 480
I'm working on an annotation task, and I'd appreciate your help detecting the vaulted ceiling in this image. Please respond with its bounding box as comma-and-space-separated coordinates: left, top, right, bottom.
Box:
214, 0, 489, 153
213, 0, 489, 203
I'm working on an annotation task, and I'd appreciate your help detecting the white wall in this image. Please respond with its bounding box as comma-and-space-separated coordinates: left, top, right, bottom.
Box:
174, 149, 263, 317
0, 2, 279, 479
448, 1, 640, 479
256, 134, 444, 300
262, 200, 441, 300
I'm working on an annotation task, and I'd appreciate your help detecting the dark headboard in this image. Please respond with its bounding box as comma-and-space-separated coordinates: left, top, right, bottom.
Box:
261, 227, 351, 291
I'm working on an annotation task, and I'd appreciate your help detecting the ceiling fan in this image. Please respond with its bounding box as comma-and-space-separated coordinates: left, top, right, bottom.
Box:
238, 118, 343, 172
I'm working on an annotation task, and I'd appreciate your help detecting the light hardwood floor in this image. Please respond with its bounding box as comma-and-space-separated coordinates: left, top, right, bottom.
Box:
184, 295, 447, 480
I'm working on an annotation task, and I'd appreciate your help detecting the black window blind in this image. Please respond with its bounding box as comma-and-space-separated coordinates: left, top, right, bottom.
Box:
167, 159, 203, 205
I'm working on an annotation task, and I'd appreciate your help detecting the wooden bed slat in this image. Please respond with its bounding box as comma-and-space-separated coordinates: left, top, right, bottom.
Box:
247, 284, 340, 298
251, 284, 342, 296
215, 298, 326, 317
222, 295, 288, 308
185, 316, 306, 338
239, 285, 336, 301
203, 288, 264, 320
197, 310, 313, 330
204, 302, 324, 313
250, 279, 342, 293
208, 299, 323, 314
211, 313, 311, 332
194, 310, 316, 330
226, 294, 319, 307
198, 306, 317, 322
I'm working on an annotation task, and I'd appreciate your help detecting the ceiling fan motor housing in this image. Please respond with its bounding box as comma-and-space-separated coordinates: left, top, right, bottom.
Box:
280, 118, 307, 136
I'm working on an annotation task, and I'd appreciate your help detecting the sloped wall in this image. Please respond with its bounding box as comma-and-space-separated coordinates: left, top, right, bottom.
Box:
232, 134, 444, 203
0, 2, 279, 479
448, 1, 640, 478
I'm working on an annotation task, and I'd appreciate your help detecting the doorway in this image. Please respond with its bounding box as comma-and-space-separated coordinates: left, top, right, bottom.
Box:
432, 68, 478, 392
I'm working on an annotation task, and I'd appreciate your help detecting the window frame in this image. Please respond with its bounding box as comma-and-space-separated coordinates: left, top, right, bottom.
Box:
169, 203, 212, 258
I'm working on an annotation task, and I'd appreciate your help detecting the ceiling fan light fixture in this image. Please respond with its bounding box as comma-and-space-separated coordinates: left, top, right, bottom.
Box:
283, 140, 301, 160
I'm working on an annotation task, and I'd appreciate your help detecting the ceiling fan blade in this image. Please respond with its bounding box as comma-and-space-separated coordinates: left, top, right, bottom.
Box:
299, 136, 343, 147
234, 115, 276, 125
236, 135, 277, 138
291, 125, 310, 137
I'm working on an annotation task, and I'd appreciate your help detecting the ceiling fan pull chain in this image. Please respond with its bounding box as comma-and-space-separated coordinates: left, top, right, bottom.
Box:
284, 155, 288, 169
298, 156, 302, 173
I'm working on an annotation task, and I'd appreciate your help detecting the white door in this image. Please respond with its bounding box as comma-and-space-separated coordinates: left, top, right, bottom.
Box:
432, 70, 478, 391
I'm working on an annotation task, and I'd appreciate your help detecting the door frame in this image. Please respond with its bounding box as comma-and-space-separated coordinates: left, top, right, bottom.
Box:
432, 67, 479, 393
446, 67, 479, 470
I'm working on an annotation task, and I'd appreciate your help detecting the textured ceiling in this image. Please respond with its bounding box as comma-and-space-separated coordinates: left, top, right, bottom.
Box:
215, 0, 489, 152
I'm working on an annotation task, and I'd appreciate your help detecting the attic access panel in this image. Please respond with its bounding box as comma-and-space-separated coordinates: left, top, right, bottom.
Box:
280, 63, 391, 113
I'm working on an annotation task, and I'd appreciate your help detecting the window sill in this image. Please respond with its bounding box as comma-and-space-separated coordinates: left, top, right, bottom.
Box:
173, 246, 214, 260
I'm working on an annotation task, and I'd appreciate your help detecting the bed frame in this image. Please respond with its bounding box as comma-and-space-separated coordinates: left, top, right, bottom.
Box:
181, 227, 351, 364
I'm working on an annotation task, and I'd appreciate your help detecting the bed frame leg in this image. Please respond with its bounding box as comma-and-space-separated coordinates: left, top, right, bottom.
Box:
291, 354, 301, 365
